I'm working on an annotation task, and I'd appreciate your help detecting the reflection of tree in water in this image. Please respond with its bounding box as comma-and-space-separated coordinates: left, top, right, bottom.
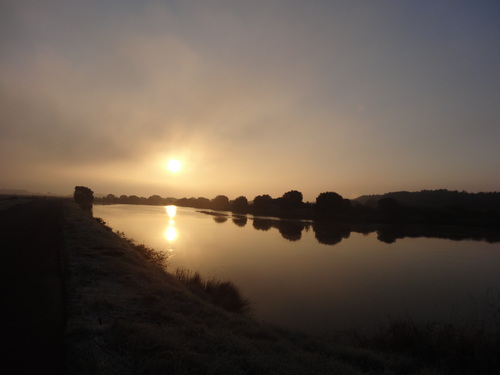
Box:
376, 225, 405, 244
213, 216, 228, 224
252, 218, 273, 231
374, 224, 500, 243
276, 220, 306, 241
312, 223, 351, 245
232, 215, 247, 227
249, 215, 500, 244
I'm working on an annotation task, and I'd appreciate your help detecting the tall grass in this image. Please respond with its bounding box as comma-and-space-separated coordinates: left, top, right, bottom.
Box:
128, 241, 169, 269
175, 268, 251, 314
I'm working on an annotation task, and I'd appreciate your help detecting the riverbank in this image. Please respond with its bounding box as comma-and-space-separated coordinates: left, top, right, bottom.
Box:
62, 200, 398, 374
2, 197, 499, 374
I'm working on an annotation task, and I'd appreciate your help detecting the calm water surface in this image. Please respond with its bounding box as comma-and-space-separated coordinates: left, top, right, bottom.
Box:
94, 204, 500, 334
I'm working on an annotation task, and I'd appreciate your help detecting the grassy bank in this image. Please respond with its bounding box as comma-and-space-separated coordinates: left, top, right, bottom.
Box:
60, 201, 499, 374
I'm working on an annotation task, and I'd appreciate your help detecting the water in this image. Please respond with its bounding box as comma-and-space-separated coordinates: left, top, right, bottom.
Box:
94, 204, 500, 334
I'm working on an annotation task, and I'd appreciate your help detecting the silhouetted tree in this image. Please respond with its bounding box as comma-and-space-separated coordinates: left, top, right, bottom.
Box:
147, 195, 163, 205
195, 197, 211, 209
211, 195, 230, 211
177, 198, 187, 207
105, 193, 116, 202
175, 197, 192, 207
315, 192, 351, 215
377, 197, 400, 212
253, 194, 274, 212
279, 190, 303, 210
377, 197, 403, 222
232, 196, 249, 212
74, 186, 94, 212
128, 195, 141, 204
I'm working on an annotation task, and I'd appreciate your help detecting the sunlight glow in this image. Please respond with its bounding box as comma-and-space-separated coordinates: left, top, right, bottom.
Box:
165, 205, 178, 242
166, 205, 177, 218
165, 226, 177, 242
167, 159, 182, 173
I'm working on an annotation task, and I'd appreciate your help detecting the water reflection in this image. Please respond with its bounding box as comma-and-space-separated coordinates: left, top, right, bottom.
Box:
94, 204, 500, 335
165, 226, 177, 241
276, 220, 309, 242
166, 205, 177, 218
313, 223, 350, 245
252, 218, 350, 244
232, 215, 247, 227
213, 216, 228, 224
252, 218, 273, 231
198, 209, 500, 244
165, 205, 177, 242
197, 210, 230, 224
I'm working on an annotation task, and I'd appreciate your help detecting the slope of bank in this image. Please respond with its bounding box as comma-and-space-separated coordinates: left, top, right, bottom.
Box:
60, 200, 420, 374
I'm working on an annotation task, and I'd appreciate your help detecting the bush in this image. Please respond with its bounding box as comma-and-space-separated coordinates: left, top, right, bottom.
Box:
74, 186, 94, 212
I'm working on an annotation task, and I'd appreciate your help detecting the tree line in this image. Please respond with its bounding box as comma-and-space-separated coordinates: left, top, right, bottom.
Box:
93, 189, 500, 227
95, 190, 350, 217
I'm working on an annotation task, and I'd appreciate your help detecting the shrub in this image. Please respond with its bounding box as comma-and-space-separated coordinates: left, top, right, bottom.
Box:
74, 186, 94, 212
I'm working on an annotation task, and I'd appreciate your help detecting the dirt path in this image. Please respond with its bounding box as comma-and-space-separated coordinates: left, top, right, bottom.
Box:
0, 199, 64, 374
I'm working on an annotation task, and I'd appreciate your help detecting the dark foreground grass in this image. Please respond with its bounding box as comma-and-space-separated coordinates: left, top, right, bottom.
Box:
60, 203, 500, 374
352, 318, 500, 375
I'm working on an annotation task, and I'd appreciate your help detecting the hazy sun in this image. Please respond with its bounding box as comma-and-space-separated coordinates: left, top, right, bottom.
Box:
167, 159, 182, 173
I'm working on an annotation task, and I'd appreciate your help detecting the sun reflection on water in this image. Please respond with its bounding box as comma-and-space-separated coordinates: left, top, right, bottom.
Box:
165, 205, 178, 243
165, 226, 177, 242
166, 205, 177, 218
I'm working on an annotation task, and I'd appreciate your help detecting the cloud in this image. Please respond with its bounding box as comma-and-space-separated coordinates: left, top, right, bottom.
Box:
1, 1, 500, 197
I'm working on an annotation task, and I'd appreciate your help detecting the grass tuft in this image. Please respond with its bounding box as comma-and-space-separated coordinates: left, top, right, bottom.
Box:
175, 268, 251, 314
131, 242, 169, 269
112, 230, 170, 269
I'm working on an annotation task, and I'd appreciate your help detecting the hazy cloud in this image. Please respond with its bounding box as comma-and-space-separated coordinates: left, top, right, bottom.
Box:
1, 0, 500, 198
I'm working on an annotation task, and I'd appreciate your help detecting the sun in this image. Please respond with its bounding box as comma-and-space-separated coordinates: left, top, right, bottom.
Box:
167, 159, 182, 173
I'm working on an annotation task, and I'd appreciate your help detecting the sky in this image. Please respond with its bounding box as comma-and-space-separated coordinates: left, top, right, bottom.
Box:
1, 0, 499, 201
